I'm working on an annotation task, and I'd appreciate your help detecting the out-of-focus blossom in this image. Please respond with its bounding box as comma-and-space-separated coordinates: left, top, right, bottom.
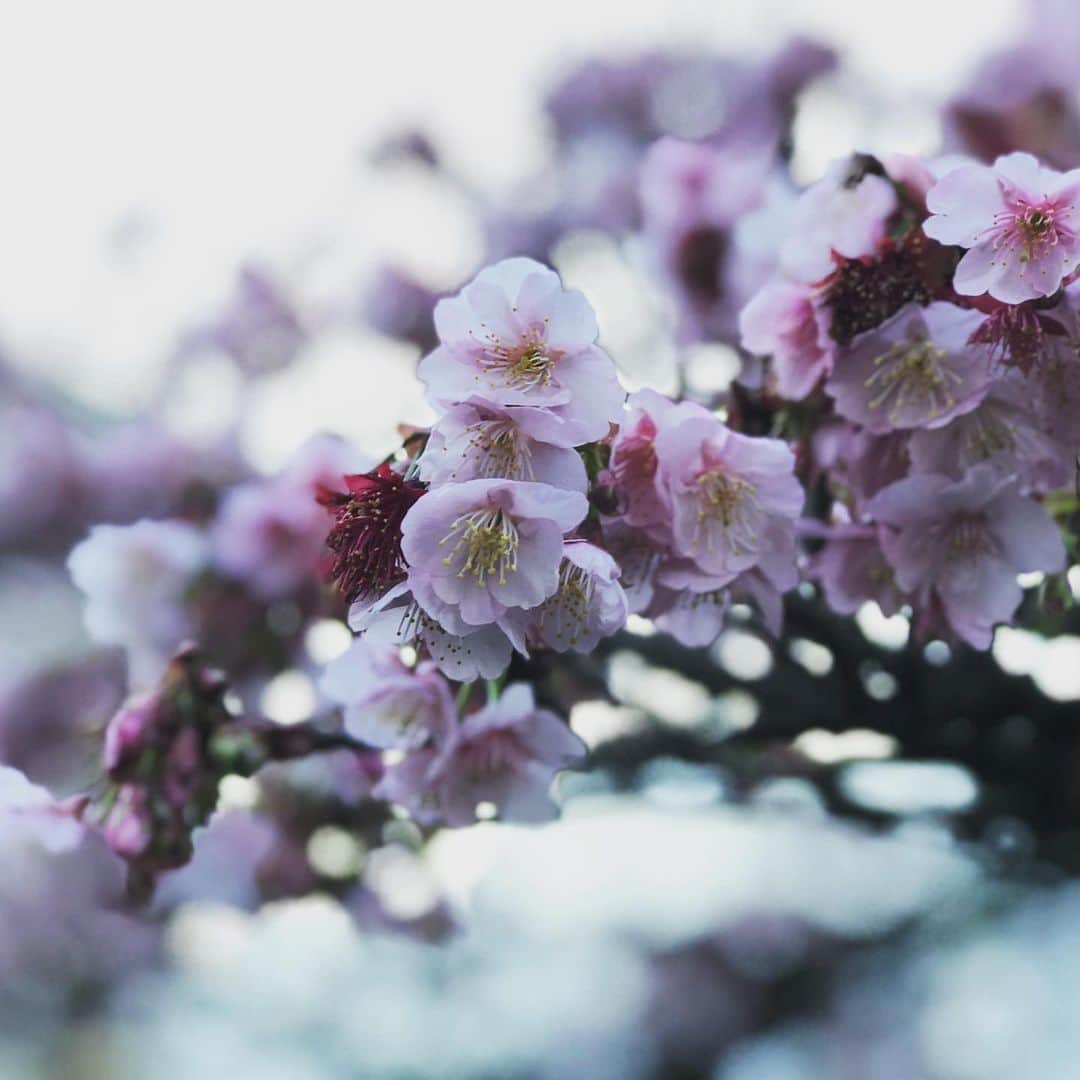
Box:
378, 683, 586, 825
639, 136, 772, 341
212, 435, 370, 600
0, 765, 85, 853
868, 464, 1066, 647
778, 158, 898, 284
320, 637, 455, 750
362, 265, 442, 353
67, 519, 210, 687
924, 151, 1080, 303
177, 264, 305, 376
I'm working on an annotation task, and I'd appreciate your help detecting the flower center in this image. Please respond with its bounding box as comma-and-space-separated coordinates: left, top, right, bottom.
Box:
539, 561, 596, 646
468, 421, 533, 480
865, 337, 960, 422
480, 339, 557, 391
988, 198, 1064, 264
461, 729, 523, 783
697, 470, 757, 528
441, 508, 520, 586
945, 516, 995, 562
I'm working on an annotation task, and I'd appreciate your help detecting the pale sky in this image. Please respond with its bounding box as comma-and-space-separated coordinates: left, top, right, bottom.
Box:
0, 0, 1022, 417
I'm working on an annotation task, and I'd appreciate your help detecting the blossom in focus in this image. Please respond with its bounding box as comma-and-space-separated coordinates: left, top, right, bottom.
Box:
526, 541, 629, 653
654, 404, 804, 581
400, 478, 587, 636
868, 464, 1066, 648
350, 583, 515, 682
825, 302, 991, 433
417, 400, 588, 492
923, 151, 1080, 303
418, 257, 625, 445
377, 683, 587, 826
320, 637, 455, 750
67, 520, 210, 687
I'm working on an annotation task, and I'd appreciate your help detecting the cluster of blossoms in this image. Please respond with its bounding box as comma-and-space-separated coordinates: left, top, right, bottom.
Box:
319, 256, 808, 822
736, 149, 1076, 648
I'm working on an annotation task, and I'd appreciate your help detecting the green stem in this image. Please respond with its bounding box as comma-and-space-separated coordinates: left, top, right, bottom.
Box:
455, 682, 473, 714
485, 677, 503, 704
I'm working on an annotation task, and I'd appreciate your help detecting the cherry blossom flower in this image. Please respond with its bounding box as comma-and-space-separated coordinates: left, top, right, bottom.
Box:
923, 151, 1080, 303
639, 136, 773, 340
809, 528, 907, 617
778, 157, 898, 284
350, 583, 515, 682
376, 683, 587, 826
605, 388, 680, 538
526, 541, 629, 653
418, 257, 625, 445
0, 765, 85, 854
868, 464, 1066, 648
739, 276, 835, 399
400, 478, 587, 635
908, 376, 1069, 494
67, 520, 210, 687
212, 434, 373, 600
417, 400, 587, 492
825, 302, 991, 433
653, 404, 804, 581
320, 637, 455, 750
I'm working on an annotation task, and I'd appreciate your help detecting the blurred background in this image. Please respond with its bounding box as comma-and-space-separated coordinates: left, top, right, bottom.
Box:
15, 1, 1080, 1078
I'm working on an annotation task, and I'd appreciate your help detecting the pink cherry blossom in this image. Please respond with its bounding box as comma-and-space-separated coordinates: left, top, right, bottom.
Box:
825, 302, 991, 433
376, 683, 587, 826
653, 404, 804, 580
0, 765, 85, 854
213, 435, 372, 600
320, 637, 455, 750
67, 519, 210, 688
605, 388, 680, 538
808, 527, 907, 617
868, 463, 1066, 649
350, 583, 515, 682
400, 478, 587, 635
526, 541, 629, 653
417, 400, 587, 492
924, 151, 1080, 303
908, 376, 1069, 494
419, 257, 625, 444
779, 158, 898, 284
739, 275, 835, 400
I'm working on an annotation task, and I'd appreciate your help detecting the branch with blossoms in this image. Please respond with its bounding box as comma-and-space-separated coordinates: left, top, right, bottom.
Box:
62, 144, 1080, 897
